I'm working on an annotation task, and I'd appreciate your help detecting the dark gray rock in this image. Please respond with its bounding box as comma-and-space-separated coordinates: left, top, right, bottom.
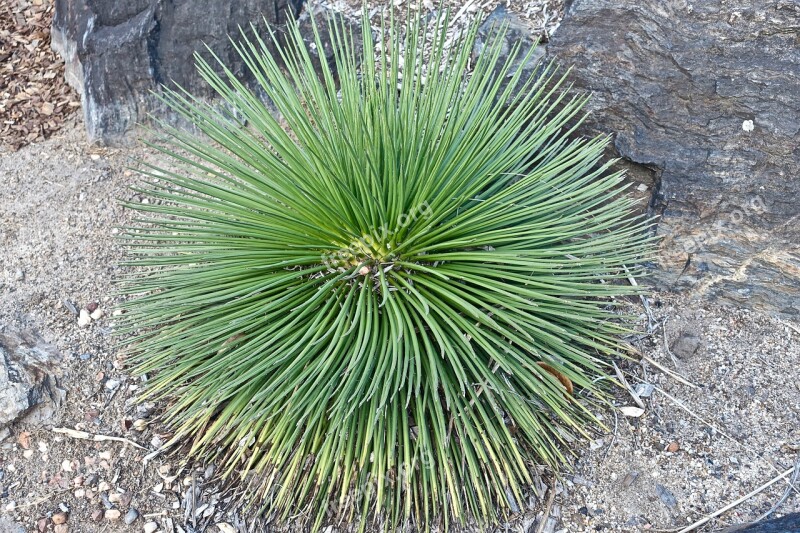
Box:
719, 512, 800, 532
124, 508, 139, 525
51, 0, 303, 144
0, 329, 61, 428
546, 0, 800, 316
655, 483, 677, 509
474, 6, 546, 89
670, 330, 703, 360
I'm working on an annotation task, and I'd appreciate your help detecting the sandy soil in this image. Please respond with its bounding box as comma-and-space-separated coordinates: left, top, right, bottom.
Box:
1, 1, 799, 530
1, 113, 798, 533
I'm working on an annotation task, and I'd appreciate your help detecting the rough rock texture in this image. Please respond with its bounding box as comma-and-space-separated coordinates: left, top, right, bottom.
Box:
726, 513, 800, 532
51, 0, 303, 144
474, 6, 546, 87
0, 329, 62, 427
546, 0, 800, 315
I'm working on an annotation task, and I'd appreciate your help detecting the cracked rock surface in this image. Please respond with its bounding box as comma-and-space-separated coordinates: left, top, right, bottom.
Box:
546, 0, 800, 315
51, 0, 303, 144
0, 329, 62, 428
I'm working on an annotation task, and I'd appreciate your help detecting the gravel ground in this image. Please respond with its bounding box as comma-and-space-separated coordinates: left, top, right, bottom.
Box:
1, 2, 799, 532
2, 115, 799, 533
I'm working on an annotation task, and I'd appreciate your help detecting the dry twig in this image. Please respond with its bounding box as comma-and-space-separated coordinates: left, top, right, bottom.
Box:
52, 426, 146, 450
535, 478, 557, 533
675, 464, 796, 533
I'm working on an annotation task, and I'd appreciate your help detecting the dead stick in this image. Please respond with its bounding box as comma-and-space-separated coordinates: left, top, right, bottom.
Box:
53, 427, 146, 450
640, 353, 699, 389
653, 386, 738, 444
676, 465, 795, 533
535, 478, 557, 533
613, 361, 645, 409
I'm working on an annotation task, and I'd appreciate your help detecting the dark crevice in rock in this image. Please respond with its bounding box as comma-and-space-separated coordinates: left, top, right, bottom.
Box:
146, 16, 162, 88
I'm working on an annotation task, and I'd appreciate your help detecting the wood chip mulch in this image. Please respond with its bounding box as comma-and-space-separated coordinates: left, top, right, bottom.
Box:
1, 0, 80, 151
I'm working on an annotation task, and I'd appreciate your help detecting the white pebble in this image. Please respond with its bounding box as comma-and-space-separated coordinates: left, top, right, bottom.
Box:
90, 308, 104, 320
742, 119, 754, 132
144, 522, 159, 533
620, 406, 645, 417
78, 309, 92, 327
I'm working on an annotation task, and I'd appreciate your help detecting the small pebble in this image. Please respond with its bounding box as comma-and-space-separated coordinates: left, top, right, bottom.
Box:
79, 353, 92, 361
14, 269, 24, 281
105, 509, 121, 521
77, 309, 92, 327
52, 511, 68, 525
99, 450, 112, 461
23, 449, 33, 459
58, 503, 69, 513
634, 382, 654, 398
54, 525, 68, 533
655, 483, 678, 509
666, 441, 680, 453
91, 509, 104, 522
100, 493, 114, 509
620, 406, 645, 418
73, 489, 85, 498
62, 299, 79, 316
97, 481, 110, 491
622, 471, 639, 488
124, 508, 139, 525
86, 302, 98, 312
132, 419, 148, 431
90, 308, 104, 320
143, 522, 159, 533
36, 517, 47, 532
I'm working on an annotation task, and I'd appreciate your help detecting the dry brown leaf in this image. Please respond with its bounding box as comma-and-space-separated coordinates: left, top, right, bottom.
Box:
536, 361, 574, 395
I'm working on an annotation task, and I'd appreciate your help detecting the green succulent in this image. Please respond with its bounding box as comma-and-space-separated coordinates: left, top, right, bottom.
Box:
118, 7, 653, 531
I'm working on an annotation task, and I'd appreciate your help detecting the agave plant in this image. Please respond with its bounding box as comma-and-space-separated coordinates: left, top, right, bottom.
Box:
119, 7, 653, 531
